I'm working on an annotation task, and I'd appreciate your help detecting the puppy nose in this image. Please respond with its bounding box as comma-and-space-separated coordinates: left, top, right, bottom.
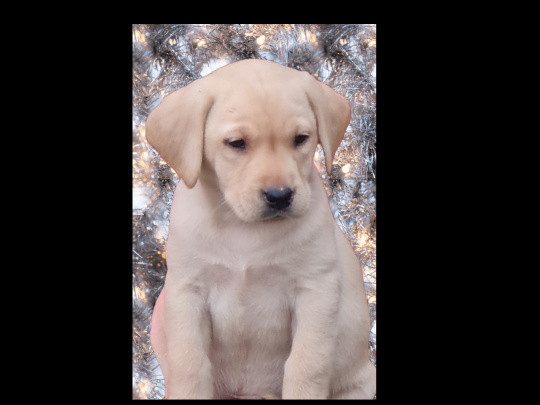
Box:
263, 187, 293, 210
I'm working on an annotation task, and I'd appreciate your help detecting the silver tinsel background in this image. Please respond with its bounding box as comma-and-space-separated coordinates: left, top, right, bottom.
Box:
132, 24, 376, 399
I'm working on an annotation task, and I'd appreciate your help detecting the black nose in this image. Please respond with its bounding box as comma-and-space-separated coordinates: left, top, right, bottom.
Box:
263, 187, 293, 210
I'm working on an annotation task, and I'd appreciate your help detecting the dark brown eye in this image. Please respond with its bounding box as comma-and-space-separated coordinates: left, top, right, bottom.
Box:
294, 135, 309, 147
227, 139, 246, 150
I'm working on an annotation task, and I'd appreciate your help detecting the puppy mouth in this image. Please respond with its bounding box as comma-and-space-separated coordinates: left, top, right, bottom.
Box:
260, 208, 293, 221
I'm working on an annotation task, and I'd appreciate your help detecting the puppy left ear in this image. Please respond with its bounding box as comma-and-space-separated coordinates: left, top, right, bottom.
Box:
145, 79, 214, 189
305, 76, 351, 175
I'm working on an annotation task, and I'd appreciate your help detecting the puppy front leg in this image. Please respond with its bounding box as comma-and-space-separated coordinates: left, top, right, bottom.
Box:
164, 285, 213, 399
282, 275, 340, 399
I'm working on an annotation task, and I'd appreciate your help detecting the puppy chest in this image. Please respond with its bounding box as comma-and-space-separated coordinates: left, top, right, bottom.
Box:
205, 266, 293, 355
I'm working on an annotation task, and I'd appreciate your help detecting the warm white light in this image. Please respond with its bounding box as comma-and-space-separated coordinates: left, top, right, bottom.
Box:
137, 379, 152, 399
136, 286, 146, 300
134, 30, 146, 44
256, 35, 265, 45
341, 163, 351, 174
357, 230, 370, 247
306, 30, 317, 44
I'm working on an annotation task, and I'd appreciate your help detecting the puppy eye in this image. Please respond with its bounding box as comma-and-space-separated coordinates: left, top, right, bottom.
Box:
227, 139, 246, 150
294, 135, 309, 147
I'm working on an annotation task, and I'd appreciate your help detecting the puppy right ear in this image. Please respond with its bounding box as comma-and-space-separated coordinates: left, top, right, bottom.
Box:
145, 79, 214, 189
304, 75, 351, 176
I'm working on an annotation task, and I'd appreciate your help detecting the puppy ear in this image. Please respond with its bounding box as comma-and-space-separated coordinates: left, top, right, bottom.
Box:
306, 77, 351, 175
145, 79, 214, 189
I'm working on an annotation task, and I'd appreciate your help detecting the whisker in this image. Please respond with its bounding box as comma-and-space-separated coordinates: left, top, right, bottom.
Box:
209, 196, 234, 218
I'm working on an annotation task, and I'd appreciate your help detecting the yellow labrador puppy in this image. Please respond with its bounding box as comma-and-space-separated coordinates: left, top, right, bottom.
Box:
146, 59, 375, 399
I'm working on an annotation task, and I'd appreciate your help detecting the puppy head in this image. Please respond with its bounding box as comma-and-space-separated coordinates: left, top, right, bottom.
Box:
145, 60, 350, 222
